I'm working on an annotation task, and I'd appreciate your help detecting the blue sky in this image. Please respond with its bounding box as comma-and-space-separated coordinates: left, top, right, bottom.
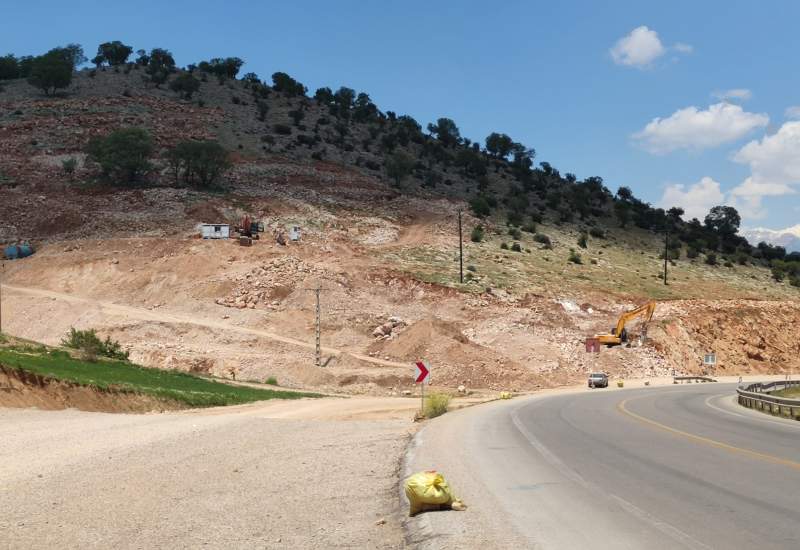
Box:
6, 0, 800, 229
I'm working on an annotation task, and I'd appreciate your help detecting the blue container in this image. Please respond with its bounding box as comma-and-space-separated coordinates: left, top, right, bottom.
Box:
3, 244, 34, 260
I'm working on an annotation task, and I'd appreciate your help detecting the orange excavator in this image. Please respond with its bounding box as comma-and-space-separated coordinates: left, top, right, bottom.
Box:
595, 301, 656, 346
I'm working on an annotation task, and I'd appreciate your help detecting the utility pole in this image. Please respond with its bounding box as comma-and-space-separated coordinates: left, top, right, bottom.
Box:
304, 286, 323, 367
458, 209, 464, 284
0, 260, 3, 334
663, 229, 669, 285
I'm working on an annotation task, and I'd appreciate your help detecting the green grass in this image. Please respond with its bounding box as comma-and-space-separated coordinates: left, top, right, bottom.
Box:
0, 347, 320, 407
772, 387, 800, 399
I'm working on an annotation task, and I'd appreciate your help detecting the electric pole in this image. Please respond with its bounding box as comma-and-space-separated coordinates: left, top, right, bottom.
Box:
304, 286, 323, 367
458, 209, 464, 284
663, 230, 669, 285
0, 260, 3, 334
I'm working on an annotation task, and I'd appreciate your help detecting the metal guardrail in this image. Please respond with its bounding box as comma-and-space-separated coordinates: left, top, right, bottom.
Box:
674, 376, 717, 383
736, 380, 800, 420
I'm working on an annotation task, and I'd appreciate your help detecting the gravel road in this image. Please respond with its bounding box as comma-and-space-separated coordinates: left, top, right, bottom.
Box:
1, 398, 415, 549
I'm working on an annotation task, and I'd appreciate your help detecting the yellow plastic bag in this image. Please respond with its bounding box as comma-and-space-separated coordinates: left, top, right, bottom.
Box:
404, 470, 455, 516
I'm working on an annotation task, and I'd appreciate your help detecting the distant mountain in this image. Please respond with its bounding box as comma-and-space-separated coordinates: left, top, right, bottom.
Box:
741, 225, 800, 252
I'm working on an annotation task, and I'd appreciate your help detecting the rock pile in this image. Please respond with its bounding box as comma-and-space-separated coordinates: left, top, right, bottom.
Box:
372, 316, 406, 338
215, 256, 330, 310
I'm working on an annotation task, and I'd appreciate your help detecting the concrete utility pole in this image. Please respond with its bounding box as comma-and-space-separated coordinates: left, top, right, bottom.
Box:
304, 286, 323, 367
458, 209, 464, 284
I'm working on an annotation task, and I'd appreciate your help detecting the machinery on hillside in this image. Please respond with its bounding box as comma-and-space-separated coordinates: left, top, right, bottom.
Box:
594, 301, 656, 347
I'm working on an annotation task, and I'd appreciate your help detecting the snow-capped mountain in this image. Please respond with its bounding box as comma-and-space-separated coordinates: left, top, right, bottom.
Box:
741, 225, 800, 252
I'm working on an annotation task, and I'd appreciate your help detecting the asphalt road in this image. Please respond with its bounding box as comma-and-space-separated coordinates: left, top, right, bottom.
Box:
406, 383, 800, 549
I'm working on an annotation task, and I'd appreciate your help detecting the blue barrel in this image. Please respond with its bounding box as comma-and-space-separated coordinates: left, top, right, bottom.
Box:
3, 244, 34, 260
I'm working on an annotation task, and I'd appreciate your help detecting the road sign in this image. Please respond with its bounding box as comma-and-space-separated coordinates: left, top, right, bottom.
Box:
415, 361, 430, 384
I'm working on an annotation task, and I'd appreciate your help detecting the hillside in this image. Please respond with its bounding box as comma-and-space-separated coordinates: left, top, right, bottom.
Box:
2, 52, 800, 393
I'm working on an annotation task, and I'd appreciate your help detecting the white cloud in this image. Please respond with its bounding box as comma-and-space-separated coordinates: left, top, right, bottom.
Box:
610, 26, 666, 68
785, 106, 800, 120
633, 103, 769, 154
712, 88, 752, 102
673, 42, 693, 54
659, 177, 726, 221
733, 121, 800, 190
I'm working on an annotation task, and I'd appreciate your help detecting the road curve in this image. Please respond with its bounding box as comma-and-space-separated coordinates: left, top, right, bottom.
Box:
405, 384, 800, 549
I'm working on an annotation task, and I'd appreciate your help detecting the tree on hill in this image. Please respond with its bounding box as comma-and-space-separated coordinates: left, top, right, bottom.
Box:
93, 41, 133, 66
271, 71, 306, 96
166, 140, 231, 188
50, 44, 86, 69
485, 132, 515, 159
704, 205, 740, 237
385, 151, 415, 187
85, 128, 153, 184
197, 57, 244, 80
140, 48, 176, 87
27, 49, 73, 95
427, 118, 461, 146
0, 54, 19, 80
169, 73, 200, 99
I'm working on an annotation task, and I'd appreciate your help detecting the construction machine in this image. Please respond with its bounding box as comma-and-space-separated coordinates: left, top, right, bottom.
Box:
594, 301, 656, 346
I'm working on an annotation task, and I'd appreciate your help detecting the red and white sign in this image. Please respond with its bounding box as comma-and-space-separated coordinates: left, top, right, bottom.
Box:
415, 361, 430, 384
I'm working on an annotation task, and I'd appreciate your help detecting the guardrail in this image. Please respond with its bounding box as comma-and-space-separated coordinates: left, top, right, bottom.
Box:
673, 376, 717, 383
736, 380, 800, 420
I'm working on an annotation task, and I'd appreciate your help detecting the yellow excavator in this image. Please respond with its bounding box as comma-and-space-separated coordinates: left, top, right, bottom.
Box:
595, 301, 656, 346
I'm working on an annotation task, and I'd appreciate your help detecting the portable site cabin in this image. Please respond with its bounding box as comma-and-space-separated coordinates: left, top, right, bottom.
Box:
201, 224, 230, 239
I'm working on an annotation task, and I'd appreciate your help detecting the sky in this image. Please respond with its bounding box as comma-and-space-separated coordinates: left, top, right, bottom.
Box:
5, 0, 800, 230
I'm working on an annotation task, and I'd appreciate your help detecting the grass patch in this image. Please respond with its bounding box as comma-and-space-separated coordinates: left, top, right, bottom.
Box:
424, 392, 451, 418
0, 347, 319, 407
772, 387, 800, 399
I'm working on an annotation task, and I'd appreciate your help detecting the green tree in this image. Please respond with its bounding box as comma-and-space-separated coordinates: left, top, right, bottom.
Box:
169, 73, 201, 98
95, 41, 133, 66
142, 48, 176, 87
58, 44, 87, 69
485, 132, 514, 158
614, 200, 631, 228
27, 49, 73, 95
0, 54, 19, 80
271, 71, 306, 95
385, 151, 415, 187
704, 206, 741, 237
85, 128, 153, 184
427, 118, 461, 146
166, 140, 231, 188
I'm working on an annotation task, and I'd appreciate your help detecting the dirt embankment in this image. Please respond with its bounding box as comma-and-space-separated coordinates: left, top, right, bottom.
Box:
0, 365, 183, 413
651, 300, 800, 375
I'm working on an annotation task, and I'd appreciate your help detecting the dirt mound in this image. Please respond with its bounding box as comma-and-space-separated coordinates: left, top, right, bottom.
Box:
371, 317, 468, 360
0, 365, 183, 413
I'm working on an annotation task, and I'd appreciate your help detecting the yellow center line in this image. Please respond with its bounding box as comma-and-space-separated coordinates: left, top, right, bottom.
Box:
617, 397, 800, 471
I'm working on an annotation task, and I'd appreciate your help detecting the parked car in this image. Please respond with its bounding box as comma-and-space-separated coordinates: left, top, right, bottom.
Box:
588, 372, 608, 388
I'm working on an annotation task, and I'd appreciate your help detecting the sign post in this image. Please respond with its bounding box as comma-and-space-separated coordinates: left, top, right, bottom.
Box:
415, 361, 430, 414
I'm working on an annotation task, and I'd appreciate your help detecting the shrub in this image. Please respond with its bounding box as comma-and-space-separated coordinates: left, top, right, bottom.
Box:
61, 327, 129, 362
724, 260, 734, 268
511, 242, 522, 252
568, 248, 583, 264
271, 71, 307, 96
589, 227, 605, 239
169, 73, 200, 99
85, 128, 153, 184
469, 196, 491, 218
166, 140, 231, 188
508, 227, 522, 240
500, 242, 509, 250
256, 100, 269, 121
424, 392, 451, 418
687, 247, 700, 259
705, 253, 718, 266
385, 151, 415, 188
577, 232, 588, 249
534, 233, 552, 248
273, 123, 292, 135
467, 265, 477, 272
61, 157, 77, 176
470, 225, 484, 243
522, 222, 537, 234
265, 376, 278, 386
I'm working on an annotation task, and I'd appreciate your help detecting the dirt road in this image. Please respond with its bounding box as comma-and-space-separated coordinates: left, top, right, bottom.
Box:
1, 397, 417, 549
1, 283, 408, 370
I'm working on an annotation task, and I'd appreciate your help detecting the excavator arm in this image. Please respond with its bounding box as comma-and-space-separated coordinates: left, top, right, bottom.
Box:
595, 301, 656, 346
